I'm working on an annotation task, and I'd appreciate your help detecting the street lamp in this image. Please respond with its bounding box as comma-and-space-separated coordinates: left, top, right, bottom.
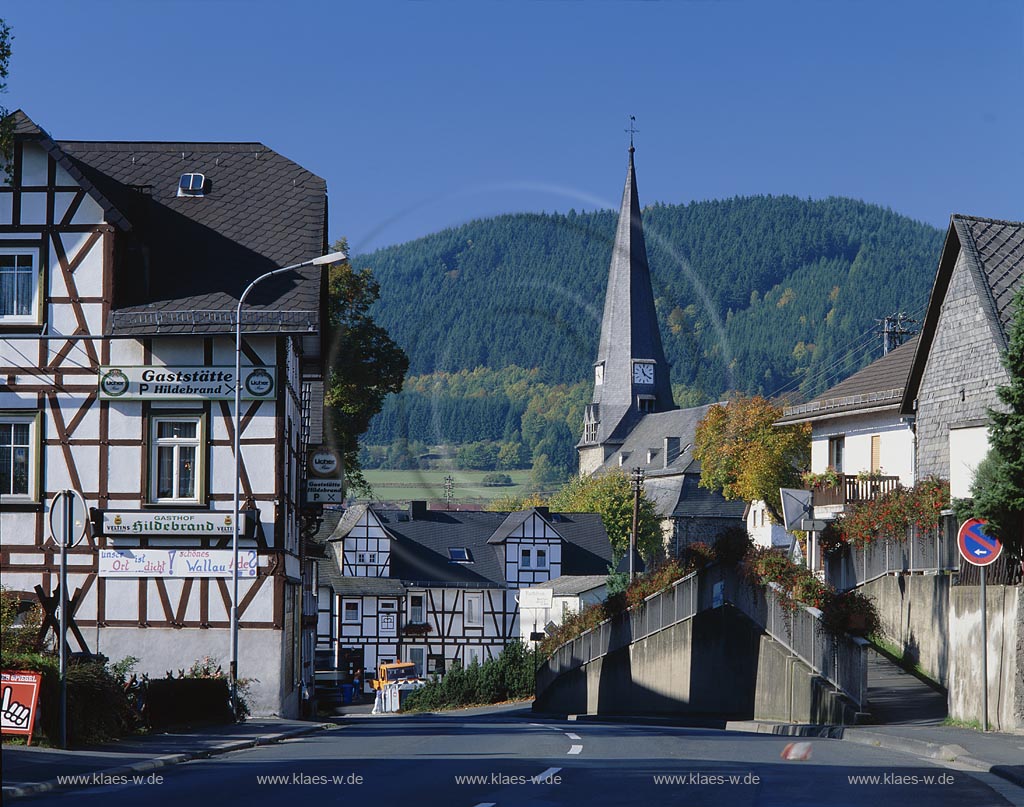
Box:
629, 467, 645, 581
229, 250, 346, 714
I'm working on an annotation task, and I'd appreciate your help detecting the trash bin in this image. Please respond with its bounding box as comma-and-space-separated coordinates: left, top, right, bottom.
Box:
341, 684, 354, 704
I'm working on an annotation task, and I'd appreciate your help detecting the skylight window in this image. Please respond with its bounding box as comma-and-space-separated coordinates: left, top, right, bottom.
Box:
177, 172, 206, 197
448, 547, 471, 563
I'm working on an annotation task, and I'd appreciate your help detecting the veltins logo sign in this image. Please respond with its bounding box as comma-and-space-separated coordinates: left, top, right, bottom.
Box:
98, 366, 276, 401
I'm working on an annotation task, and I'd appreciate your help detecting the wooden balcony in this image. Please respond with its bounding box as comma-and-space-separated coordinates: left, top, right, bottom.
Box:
811, 474, 900, 508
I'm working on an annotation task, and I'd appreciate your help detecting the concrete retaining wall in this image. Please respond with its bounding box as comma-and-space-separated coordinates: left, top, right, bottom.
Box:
535, 604, 858, 724
862, 574, 951, 686
948, 584, 1023, 732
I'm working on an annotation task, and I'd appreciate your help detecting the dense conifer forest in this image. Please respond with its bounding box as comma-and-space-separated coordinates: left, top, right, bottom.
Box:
355, 196, 943, 477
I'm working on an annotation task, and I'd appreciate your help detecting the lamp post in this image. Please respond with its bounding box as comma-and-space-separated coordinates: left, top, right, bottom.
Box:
629, 466, 645, 581
229, 250, 346, 714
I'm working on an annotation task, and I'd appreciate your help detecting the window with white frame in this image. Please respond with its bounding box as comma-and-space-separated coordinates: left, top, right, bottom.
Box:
0, 251, 40, 324
520, 547, 548, 570
0, 413, 39, 501
342, 600, 361, 623
535, 548, 548, 569
408, 646, 426, 678
466, 646, 482, 666
520, 548, 532, 569
150, 415, 204, 503
464, 592, 483, 627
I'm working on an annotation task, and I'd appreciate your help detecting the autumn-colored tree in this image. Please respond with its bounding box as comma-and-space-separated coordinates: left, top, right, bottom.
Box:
548, 471, 661, 560
694, 395, 810, 523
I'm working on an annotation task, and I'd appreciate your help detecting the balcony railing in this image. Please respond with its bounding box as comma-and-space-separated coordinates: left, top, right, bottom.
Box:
811, 474, 900, 508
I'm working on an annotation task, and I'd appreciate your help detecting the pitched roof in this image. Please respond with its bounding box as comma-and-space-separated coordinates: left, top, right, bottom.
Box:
776, 335, 919, 424
672, 472, 747, 519
527, 575, 608, 596
313, 506, 613, 588
593, 405, 710, 476
9, 110, 131, 230
901, 215, 1024, 414
9, 111, 329, 336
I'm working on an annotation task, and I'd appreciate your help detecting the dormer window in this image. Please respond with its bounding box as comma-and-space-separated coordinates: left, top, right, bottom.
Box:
177, 172, 206, 197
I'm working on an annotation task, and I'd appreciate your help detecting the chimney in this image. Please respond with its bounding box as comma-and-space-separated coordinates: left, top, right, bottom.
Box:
408, 501, 428, 521
664, 436, 681, 469
534, 506, 550, 519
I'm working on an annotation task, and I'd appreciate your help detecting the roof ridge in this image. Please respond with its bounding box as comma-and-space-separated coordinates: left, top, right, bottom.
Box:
951, 213, 1024, 228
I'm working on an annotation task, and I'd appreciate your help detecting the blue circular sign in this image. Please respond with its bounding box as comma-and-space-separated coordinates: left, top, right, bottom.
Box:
957, 518, 1003, 567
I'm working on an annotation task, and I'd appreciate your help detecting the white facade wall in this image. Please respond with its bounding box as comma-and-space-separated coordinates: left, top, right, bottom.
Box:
809, 410, 915, 486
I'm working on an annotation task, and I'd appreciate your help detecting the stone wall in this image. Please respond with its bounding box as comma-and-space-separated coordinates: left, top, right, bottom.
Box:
916, 249, 1007, 480
948, 584, 1023, 732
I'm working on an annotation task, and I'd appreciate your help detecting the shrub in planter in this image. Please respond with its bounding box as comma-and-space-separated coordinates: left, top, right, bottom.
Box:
820, 590, 880, 636
818, 521, 849, 556
683, 541, 715, 574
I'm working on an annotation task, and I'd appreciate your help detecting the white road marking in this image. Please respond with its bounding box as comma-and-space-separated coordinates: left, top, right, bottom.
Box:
565, 732, 581, 740
533, 767, 562, 783
472, 803, 497, 807
568, 744, 583, 755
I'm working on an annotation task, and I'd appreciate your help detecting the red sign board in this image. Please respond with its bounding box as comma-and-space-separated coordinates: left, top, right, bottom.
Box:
1, 670, 42, 745
957, 518, 1004, 567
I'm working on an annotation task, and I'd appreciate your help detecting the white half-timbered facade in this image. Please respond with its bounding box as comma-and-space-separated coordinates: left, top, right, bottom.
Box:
313, 503, 612, 693
0, 111, 331, 717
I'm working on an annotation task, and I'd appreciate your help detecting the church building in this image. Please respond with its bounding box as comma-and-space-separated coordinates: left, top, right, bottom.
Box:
578, 143, 744, 552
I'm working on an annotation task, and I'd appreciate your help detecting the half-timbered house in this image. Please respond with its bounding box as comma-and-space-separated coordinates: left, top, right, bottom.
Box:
0, 111, 330, 717
313, 502, 612, 694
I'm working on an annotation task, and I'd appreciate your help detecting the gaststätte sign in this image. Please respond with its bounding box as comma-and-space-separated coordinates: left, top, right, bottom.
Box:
98, 548, 258, 578
97, 365, 276, 400
100, 510, 248, 536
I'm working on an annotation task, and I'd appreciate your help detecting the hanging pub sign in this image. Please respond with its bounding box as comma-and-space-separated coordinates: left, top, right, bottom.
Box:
98, 548, 259, 578
97, 510, 249, 537
97, 365, 276, 401
304, 445, 343, 505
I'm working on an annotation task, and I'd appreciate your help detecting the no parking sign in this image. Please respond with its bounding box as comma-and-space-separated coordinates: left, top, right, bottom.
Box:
957, 518, 1003, 567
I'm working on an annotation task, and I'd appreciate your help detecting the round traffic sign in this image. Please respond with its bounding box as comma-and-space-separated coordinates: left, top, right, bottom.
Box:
957, 518, 1003, 567
48, 489, 89, 547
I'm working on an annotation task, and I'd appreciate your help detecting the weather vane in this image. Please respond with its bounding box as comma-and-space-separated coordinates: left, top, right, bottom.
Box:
625, 115, 639, 149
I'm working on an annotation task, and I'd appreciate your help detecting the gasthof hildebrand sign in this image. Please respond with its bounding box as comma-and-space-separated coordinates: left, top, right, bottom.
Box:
97, 366, 276, 400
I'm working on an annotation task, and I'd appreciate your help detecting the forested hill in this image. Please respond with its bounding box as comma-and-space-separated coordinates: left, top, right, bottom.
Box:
356, 195, 944, 401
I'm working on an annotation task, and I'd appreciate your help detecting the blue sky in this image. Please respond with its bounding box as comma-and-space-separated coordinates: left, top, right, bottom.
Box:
5, 1, 1023, 253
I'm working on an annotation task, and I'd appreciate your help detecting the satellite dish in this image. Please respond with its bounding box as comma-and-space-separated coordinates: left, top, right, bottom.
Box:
780, 488, 812, 531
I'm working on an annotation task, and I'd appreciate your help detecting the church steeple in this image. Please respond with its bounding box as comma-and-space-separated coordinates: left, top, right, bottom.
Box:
578, 142, 676, 475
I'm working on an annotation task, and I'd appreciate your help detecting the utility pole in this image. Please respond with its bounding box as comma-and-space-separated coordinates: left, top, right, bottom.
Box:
629, 467, 645, 581
876, 312, 919, 355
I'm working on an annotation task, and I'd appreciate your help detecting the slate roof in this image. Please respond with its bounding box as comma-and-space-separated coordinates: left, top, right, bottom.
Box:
902, 215, 1024, 414
312, 506, 613, 589
11, 111, 328, 336
582, 147, 676, 448
594, 405, 712, 476
776, 335, 919, 424
671, 473, 747, 519
527, 575, 608, 597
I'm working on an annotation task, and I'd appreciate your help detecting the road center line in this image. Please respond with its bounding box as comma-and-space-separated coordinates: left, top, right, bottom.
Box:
472, 803, 497, 807
533, 767, 562, 782
565, 732, 581, 740
568, 744, 583, 755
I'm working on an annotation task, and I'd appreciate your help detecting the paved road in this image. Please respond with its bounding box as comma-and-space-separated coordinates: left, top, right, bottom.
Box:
20, 713, 1024, 807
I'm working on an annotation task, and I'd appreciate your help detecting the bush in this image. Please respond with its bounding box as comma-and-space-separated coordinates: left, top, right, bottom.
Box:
401, 641, 536, 712
820, 590, 880, 636
713, 527, 753, 567
147, 678, 233, 729
481, 472, 514, 487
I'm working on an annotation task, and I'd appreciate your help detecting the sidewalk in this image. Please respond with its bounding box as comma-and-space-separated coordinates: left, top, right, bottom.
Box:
1, 719, 332, 801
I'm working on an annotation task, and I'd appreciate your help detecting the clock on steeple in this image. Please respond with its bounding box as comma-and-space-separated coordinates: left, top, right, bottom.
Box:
633, 362, 655, 385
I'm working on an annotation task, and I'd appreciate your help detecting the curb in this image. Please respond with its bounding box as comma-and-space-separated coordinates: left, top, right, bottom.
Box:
724, 720, 1024, 790
1, 723, 332, 801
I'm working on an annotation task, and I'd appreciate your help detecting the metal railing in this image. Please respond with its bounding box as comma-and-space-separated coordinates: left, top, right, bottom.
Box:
812, 474, 901, 507
536, 566, 868, 710
825, 524, 959, 591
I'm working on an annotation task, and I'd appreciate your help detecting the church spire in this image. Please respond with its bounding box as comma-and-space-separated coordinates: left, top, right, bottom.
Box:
578, 139, 676, 471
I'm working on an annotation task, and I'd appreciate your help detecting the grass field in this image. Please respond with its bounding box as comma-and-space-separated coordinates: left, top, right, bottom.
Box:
361, 469, 533, 505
